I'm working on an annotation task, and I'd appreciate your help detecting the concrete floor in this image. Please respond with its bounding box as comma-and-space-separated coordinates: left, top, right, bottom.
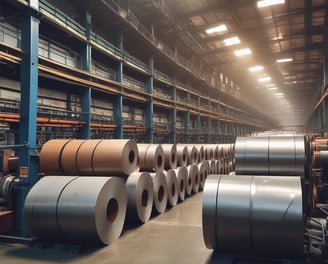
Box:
0, 193, 306, 264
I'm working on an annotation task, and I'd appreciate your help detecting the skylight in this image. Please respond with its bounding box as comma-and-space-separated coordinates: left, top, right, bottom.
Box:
249, 65, 264, 72
223, 36, 241, 46
234, 48, 251, 56
257, 0, 285, 8
206, 24, 227, 34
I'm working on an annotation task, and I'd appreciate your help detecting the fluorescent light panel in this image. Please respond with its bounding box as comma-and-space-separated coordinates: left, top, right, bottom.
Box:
276, 58, 293, 63
249, 65, 264, 72
258, 76, 271, 82
268, 87, 278, 90
206, 24, 227, 34
234, 48, 251, 56
257, 0, 285, 8
224, 36, 241, 46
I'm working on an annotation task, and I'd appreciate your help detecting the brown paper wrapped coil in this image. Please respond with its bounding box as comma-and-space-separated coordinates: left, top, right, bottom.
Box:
137, 144, 164, 172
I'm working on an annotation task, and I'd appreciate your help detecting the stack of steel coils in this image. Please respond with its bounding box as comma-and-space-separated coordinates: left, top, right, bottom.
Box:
203, 133, 307, 259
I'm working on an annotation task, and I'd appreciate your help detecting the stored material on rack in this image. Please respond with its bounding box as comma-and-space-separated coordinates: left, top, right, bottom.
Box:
137, 144, 164, 172
24, 176, 79, 241
235, 135, 305, 177
202, 174, 221, 249
40, 139, 71, 175
205, 145, 219, 160
57, 176, 127, 245
202, 175, 304, 257
93, 139, 139, 175
76, 140, 102, 175
125, 172, 153, 224
25, 176, 127, 245
150, 171, 168, 214
164, 169, 178, 207
173, 167, 187, 202
210, 160, 216, 174
176, 144, 188, 167
161, 144, 177, 169
61, 140, 86, 175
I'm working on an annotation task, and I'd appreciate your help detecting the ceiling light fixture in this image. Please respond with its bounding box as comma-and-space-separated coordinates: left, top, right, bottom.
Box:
266, 83, 276, 87
276, 58, 293, 63
268, 87, 278, 90
234, 48, 251, 56
206, 24, 228, 34
249, 65, 264, 72
257, 0, 285, 8
258, 76, 271, 82
224, 36, 241, 46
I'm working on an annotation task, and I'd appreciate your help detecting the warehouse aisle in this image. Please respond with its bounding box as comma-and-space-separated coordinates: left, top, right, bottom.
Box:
0, 193, 214, 264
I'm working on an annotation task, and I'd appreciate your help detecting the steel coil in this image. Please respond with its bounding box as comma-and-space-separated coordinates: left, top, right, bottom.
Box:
173, 167, 187, 202
150, 171, 168, 214
203, 175, 304, 258
137, 144, 164, 172
125, 172, 153, 224
161, 144, 177, 169
163, 169, 178, 207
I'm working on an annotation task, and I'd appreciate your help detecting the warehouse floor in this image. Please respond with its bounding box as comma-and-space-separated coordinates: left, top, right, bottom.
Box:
0, 193, 306, 264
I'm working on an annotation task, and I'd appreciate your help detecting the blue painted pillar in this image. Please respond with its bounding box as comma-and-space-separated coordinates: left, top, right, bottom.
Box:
170, 86, 176, 143
196, 97, 201, 143
115, 32, 123, 139
80, 10, 91, 138
17, 1, 39, 235
184, 93, 190, 143
146, 56, 154, 143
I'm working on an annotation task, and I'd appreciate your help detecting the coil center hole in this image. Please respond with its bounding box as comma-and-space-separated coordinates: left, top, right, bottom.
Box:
158, 185, 164, 202
157, 155, 163, 168
106, 198, 118, 223
171, 153, 176, 164
180, 180, 184, 192
171, 183, 176, 196
129, 151, 135, 164
142, 190, 148, 207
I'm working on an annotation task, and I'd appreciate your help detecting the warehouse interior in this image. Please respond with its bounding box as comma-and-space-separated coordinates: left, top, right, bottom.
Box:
1, 0, 328, 263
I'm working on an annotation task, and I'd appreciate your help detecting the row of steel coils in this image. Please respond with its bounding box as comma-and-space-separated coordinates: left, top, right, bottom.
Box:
202, 133, 308, 259
25, 139, 234, 246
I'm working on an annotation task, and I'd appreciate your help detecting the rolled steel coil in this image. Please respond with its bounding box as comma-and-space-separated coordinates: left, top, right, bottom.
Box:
173, 167, 187, 202
202, 175, 304, 258
137, 144, 164, 172
186, 164, 199, 194
163, 169, 178, 207
186, 145, 199, 165
235, 135, 305, 177
76, 140, 102, 175
39, 139, 71, 175
210, 160, 217, 174
194, 145, 205, 162
125, 172, 153, 224
197, 163, 206, 190
61, 139, 86, 175
202, 174, 221, 249
176, 144, 188, 167
160, 144, 177, 170
150, 171, 168, 214
25, 176, 127, 245
92, 139, 139, 175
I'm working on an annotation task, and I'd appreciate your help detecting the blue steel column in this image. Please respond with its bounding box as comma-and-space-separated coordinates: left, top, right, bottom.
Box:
146, 56, 154, 143
184, 92, 190, 143
80, 11, 91, 139
170, 86, 176, 143
114, 32, 123, 139
16, 1, 39, 235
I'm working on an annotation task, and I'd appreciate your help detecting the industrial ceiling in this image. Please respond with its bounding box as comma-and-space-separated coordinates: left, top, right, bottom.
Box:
57, 0, 328, 128
120, 0, 328, 128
